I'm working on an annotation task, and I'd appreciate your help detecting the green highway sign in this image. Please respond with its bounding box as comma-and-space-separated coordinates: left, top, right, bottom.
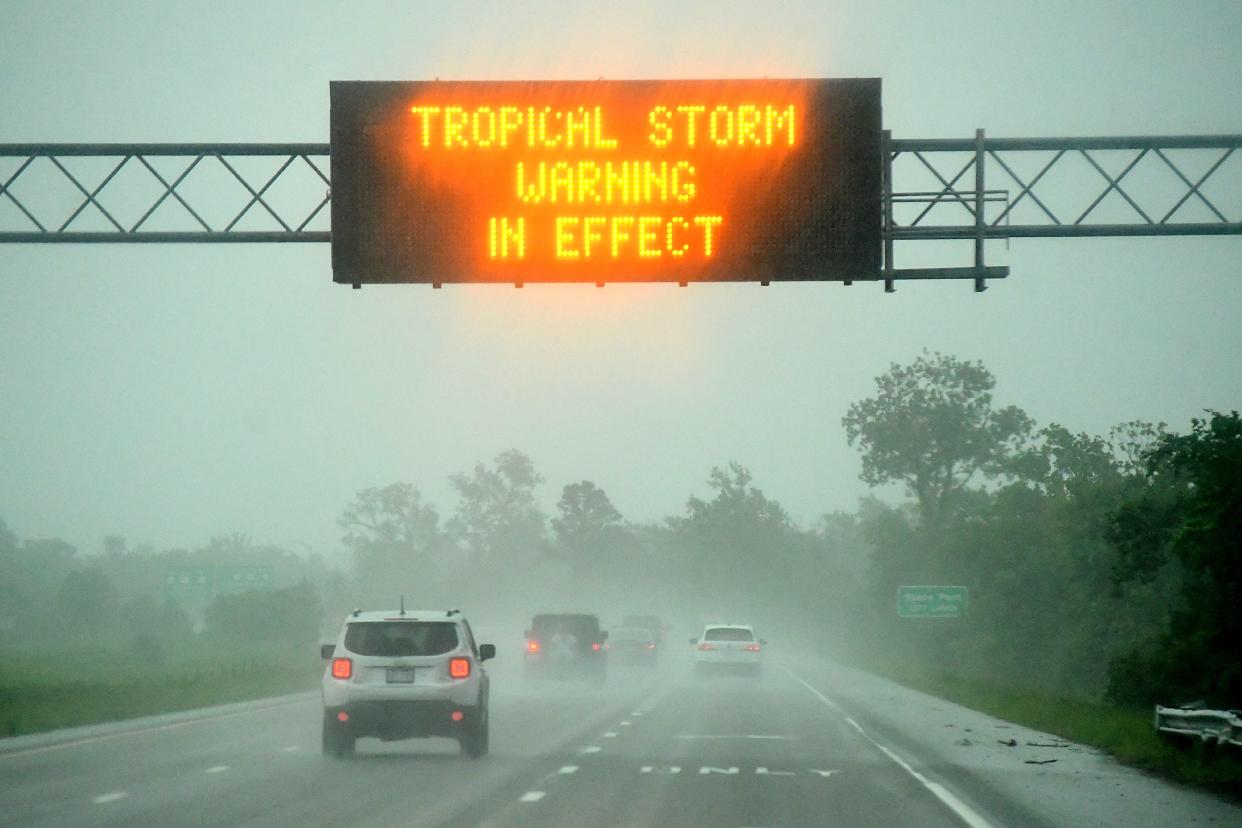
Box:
897, 585, 968, 618
162, 565, 275, 595
162, 566, 214, 594
217, 565, 276, 592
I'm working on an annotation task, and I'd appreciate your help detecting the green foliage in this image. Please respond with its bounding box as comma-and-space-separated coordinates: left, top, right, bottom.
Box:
338, 482, 447, 602
553, 481, 622, 546
670, 463, 797, 606
552, 481, 629, 580
841, 353, 1190, 703
202, 580, 323, 646
842, 351, 1033, 528
55, 568, 120, 637
0, 642, 321, 738
1107, 411, 1242, 707
448, 449, 548, 568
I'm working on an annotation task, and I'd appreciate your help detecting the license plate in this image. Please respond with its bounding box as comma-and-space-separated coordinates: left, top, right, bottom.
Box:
386, 668, 415, 684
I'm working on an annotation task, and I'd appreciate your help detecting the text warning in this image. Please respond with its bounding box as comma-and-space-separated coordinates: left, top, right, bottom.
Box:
330, 79, 881, 285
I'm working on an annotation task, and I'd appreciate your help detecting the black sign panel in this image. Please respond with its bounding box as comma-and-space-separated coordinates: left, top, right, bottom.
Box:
330, 79, 881, 285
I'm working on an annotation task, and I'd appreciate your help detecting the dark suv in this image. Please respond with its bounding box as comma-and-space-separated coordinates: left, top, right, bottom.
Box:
622, 614, 668, 646
523, 613, 607, 681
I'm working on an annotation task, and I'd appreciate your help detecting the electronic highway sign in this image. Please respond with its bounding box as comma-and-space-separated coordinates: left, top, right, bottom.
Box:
330, 79, 881, 285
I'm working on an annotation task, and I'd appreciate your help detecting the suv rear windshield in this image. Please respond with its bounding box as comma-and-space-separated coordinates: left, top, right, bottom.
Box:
704, 627, 754, 642
345, 621, 459, 657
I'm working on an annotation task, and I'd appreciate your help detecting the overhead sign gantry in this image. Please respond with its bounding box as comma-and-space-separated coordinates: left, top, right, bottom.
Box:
1, 78, 1239, 292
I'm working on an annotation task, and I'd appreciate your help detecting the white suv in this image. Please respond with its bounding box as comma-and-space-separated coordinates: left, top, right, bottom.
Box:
320, 607, 495, 758
691, 624, 765, 676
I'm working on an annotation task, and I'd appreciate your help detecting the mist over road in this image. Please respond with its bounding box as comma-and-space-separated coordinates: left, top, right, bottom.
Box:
2, 654, 1238, 828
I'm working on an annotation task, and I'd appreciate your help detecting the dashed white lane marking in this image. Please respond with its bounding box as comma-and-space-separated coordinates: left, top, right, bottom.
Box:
631, 711, 643, 717
579, 745, 602, 754
756, 767, 797, 776
557, 765, 579, 775
279, 745, 300, 753
676, 734, 794, 740
519, 791, 546, 803
785, 668, 995, 828
92, 791, 128, 804
205, 765, 229, 774
603, 731, 618, 738
620, 720, 632, 726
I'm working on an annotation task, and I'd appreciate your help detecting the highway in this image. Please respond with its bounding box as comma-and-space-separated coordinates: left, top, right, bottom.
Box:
2, 652, 1239, 827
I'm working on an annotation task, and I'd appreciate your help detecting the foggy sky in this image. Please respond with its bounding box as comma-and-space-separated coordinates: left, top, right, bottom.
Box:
1, 0, 1239, 555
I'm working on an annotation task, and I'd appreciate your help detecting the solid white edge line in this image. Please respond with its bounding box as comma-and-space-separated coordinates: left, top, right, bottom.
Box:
2, 697, 312, 760
784, 668, 996, 828
92, 791, 128, 804
519, 791, 546, 803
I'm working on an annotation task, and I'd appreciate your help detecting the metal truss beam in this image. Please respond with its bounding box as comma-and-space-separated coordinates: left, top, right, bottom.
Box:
1, 134, 1239, 289
0, 143, 330, 243
882, 131, 1242, 290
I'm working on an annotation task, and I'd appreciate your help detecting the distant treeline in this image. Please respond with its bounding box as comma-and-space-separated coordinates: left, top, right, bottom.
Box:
0, 528, 337, 659
1, 350, 1236, 708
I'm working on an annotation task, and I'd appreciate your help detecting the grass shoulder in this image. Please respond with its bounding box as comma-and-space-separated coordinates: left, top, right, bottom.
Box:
846, 652, 1242, 799
0, 640, 322, 738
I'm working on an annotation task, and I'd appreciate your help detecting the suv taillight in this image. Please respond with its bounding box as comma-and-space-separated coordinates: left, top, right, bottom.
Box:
743, 644, 761, 652
331, 657, 352, 679
449, 657, 471, 679
526, 640, 540, 653
697, 643, 715, 651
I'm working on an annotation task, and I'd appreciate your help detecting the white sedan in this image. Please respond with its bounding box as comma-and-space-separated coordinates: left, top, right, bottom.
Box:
691, 624, 765, 675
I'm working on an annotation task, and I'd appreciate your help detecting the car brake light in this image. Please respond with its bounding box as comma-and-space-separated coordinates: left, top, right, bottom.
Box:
331, 657, 352, 679
449, 657, 471, 678
697, 643, 714, 651
743, 644, 761, 652
527, 640, 540, 653
591, 642, 601, 651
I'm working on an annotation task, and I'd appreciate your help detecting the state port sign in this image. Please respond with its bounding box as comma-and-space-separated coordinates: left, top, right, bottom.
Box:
897, 586, 969, 618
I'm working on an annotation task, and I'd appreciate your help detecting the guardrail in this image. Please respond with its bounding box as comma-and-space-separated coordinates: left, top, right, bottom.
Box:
1154, 705, 1242, 748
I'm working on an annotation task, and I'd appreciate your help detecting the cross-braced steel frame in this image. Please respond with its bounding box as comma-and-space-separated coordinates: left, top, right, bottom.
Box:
1, 133, 1239, 290
883, 130, 1242, 290
0, 143, 330, 244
